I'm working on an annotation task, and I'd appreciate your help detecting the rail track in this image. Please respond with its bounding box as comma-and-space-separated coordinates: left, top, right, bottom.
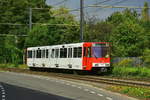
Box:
0, 68, 150, 88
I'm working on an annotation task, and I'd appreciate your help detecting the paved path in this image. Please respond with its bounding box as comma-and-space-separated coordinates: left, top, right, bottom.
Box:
0, 72, 137, 100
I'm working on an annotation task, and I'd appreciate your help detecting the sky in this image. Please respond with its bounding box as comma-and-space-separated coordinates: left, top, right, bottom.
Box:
46, 0, 150, 20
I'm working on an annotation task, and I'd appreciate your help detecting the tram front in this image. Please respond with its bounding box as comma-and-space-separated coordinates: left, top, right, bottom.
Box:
82, 42, 110, 72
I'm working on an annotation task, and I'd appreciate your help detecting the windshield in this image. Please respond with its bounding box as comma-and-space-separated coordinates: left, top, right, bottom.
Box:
92, 47, 109, 58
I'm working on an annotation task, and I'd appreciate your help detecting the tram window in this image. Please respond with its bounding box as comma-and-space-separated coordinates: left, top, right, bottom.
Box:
60, 48, 63, 58
73, 47, 78, 58
36, 49, 41, 58
46, 49, 49, 58
68, 48, 72, 58
51, 49, 55, 58
27, 50, 32, 58
83, 47, 91, 57
87, 47, 91, 57
36, 50, 38, 58
55, 49, 59, 58
38, 50, 41, 58
64, 48, 67, 58
33, 50, 36, 58
73, 47, 82, 58
101, 47, 109, 57
78, 47, 82, 57
60, 48, 67, 58
42, 50, 45, 58
83, 47, 86, 57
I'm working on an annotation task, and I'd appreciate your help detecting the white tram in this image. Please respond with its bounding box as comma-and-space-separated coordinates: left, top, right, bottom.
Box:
26, 42, 110, 72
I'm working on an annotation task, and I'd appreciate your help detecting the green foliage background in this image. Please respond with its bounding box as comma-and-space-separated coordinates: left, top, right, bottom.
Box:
0, 1, 150, 65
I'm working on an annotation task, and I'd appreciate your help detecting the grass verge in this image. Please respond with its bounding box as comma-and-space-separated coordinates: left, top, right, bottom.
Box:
108, 85, 150, 100
0, 64, 28, 69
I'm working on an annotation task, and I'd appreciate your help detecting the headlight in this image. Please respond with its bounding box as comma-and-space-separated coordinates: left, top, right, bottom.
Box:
105, 54, 109, 58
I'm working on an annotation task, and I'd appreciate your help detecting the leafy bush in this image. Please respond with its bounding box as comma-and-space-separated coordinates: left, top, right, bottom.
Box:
112, 66, 150, 78
139, 67, 150, 77
143, 49, 150, 67
109, 86, 150, 99
0, 64, 29, 69
115, 58, 133, 67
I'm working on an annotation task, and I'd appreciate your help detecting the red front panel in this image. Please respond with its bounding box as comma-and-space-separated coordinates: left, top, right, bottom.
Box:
82, 42, 110, 71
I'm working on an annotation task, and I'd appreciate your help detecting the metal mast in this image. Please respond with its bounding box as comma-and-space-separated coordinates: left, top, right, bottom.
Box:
80, 0, 84, 41
29, 8, 32, 31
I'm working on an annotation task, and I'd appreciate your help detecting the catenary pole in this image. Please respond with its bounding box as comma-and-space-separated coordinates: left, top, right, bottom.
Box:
29, 8, 32, 31
80, 0, 84, 41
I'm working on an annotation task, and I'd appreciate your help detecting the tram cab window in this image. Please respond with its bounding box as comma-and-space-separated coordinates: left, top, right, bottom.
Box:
46, 49, 49, 58
83, 47, 91, 57
27, 50, 32, 58
60, 48, 67, 58
84, 47, 86, 57
87, 47, 91, 57
92, 44, 110, 58
55, 49, 59, 58
68, 48, 72, 58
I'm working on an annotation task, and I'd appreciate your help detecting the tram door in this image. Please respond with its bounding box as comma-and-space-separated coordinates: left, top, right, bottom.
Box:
55, 48, 59, 68
32, 50, 36, 67
49, 48, 55, 68
68, 47, 73, 69
83, 45, 92, 70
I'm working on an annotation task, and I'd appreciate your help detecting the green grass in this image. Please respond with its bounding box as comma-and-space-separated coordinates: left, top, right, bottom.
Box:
112, 66, 150, 78
0, 64, 17, 68
0, 64, 28, 69
17, 64, 28, 69
109, 86, 150, 100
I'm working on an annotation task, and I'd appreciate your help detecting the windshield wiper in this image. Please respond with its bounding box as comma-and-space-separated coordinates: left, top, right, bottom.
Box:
93, 53, 98, 59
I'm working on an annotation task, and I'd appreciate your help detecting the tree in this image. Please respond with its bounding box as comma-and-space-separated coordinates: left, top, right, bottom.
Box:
110, 19, 146, 57
107, 9, 139, 26
0, 0, 52, 64
143, 49, 150, 67
142, 2, 149, 21
25, 25, 50, 47
25, 7, 80, 47
140, 2, 150, 49
84, 21, 113, 42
